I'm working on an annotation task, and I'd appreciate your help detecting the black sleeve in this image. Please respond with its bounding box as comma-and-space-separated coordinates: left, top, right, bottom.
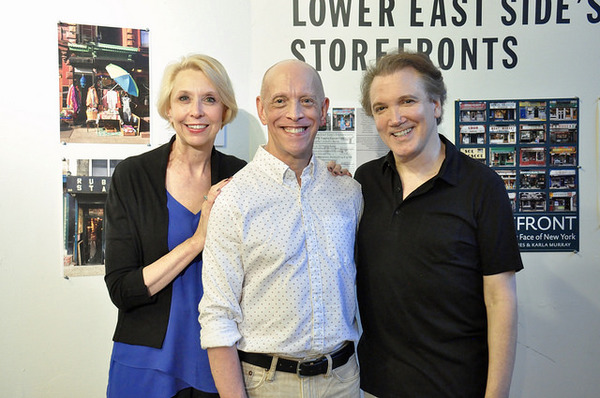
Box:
104, 160, 156, 311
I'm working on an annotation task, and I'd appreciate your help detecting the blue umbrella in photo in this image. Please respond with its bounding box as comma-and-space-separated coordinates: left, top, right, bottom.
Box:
105, 63, 139, 97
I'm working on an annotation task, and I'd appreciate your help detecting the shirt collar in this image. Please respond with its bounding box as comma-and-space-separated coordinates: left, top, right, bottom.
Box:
381, 134, 460, 187
253, 145, 316, 184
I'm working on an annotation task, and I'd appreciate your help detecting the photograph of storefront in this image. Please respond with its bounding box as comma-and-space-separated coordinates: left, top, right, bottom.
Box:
489, 101, 517, 122
63, 158, 120, 277
520, 124, 546, 144
550, 99, 578, 121
519, 147, 546, 167
490, 147, 516, 167
549, 191, 577, 212
550, 169, 577, 189
58, 22, 150, 144
550, 146, 577, 166
460, 124, 486, 144
519, 170, 546, 189
459, 101, 486, 122
489, 124, 516, 144
520, 101, 547, 121
332, 108, 355, 131
519, 191, 547, 212
550, 123, 577, 144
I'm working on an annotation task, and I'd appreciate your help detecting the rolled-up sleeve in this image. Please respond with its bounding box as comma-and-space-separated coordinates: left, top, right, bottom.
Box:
199, 187, 245, 349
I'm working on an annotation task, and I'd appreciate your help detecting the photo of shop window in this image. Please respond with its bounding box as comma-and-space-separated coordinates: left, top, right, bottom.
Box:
519, 191, 547, 212
332, 108, 355, 131
460, 124, 486, 144
58, 22, 150, 144
550, 123, 577, 144
549, 99, 578, 121
460, 147, 486, 164
519, 170, 546, 190
63, 158, 121, 277
519, 124, 546, 144
519, 147, 546, 167
489, 124, 516, 144
550, 146, 577, 166
549, 169, 576, 189
508, 192, 516, 212
459, 101, 486, 122
519, 101, 547, 121
549, 191, 577, 212
489, 101, 517, 121
496, 169, 516, 190
490, 147, 516, 167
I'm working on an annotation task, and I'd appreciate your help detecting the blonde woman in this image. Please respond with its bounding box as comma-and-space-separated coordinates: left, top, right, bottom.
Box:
105, 54, 245, 398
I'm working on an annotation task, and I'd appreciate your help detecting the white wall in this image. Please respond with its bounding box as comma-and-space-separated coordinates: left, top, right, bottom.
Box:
0, 1, 599, 396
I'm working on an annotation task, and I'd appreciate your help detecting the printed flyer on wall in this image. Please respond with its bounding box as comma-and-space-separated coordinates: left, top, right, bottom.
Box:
455, 98, 579, 252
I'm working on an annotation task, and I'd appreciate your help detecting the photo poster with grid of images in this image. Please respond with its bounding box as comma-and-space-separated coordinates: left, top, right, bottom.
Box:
455, 98, 579, 252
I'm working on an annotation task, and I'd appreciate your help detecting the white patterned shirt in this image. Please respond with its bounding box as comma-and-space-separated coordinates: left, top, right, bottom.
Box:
199, 146, 363, 359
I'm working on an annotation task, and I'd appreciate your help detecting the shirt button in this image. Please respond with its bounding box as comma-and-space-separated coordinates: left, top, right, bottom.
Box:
395, 209, 401, 215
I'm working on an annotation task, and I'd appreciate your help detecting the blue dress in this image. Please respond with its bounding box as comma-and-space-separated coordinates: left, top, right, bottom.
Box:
107, 192, 217, 397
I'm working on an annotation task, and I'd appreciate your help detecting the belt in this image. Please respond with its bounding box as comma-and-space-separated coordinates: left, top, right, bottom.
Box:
238, 342, 354, 377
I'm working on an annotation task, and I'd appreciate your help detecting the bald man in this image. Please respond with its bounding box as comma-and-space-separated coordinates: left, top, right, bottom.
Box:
199, 59, 363, 398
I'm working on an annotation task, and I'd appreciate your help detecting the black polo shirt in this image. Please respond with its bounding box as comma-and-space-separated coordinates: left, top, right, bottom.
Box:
355, 135, 523, 398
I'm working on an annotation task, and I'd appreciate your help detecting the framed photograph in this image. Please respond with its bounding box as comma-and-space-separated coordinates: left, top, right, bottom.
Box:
550, 99, 578, 121
519, 170, 546, 190
459, 101, 486, 122
519, 147, 546, 167
460, 124, 486, 144
550, 123, 577, 144
519, 192, 547, 212
332, 108, 356, 131
549, 169, 576, 189
519, 101, 547, 121
489, 124, 516, 144
63, 157, 122, 277
490, 147, 516, 167
550, 146, 577, 166
58, 22, 150, 144
489, 101, 517, 122
549, 191, 577, 212
519, 124, 546, 144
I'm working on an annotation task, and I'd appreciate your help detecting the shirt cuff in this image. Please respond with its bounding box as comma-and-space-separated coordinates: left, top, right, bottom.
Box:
200, 320, 242, 349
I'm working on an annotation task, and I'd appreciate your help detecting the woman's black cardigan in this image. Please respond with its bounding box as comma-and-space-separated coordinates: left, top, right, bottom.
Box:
104, 136, 246, 348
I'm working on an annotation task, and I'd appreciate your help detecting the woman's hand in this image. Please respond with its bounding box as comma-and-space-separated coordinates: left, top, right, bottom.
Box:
327, 160, 352, 177
191, 177, 233, 248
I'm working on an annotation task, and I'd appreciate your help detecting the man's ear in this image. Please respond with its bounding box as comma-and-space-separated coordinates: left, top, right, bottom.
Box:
433, 98, 442, 119
321, 97, 330, 126
256, 96, 268, 126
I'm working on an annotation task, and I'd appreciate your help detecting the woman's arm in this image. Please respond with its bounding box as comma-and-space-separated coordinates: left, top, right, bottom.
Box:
142, 178, 231, 296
